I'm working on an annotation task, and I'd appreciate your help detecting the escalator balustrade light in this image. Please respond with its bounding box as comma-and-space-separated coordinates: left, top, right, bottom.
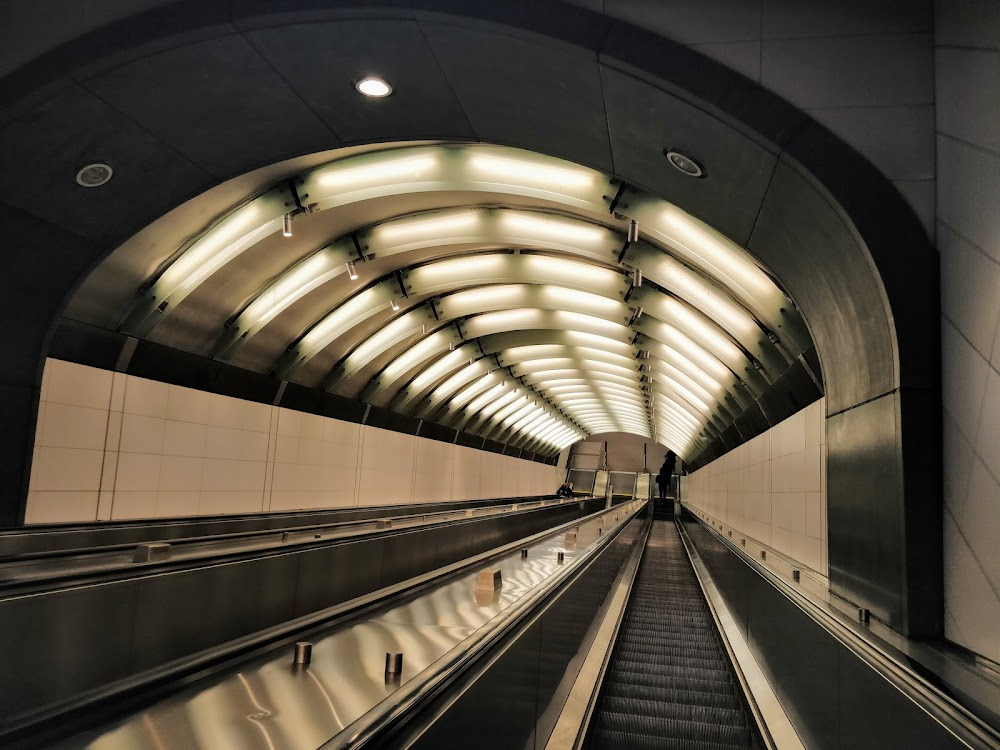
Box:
347, 261, 358, 280
390, 298, 400, 312
293, 641, 313, 666
282, 213, 293, 238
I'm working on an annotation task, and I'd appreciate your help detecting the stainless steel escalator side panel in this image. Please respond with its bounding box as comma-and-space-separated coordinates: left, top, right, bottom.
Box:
53, 507, 638, 750
0, 500, 606, 732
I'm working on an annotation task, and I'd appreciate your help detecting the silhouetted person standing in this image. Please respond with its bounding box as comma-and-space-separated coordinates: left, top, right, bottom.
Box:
657, 450, 676, 504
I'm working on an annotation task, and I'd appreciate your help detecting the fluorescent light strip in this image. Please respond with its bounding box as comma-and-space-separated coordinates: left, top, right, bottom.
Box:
468, 154, 595, 189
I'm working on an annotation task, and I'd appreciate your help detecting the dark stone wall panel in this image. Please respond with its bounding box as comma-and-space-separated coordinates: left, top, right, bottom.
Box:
827, 393, 904, 628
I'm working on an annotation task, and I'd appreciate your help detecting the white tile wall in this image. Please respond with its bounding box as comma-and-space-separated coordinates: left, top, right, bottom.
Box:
25, 359, 562, 523
683, 399, 828, 575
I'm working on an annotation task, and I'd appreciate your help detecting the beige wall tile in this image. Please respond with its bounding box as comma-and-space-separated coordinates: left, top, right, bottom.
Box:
238, 461, 266, 492
207, 394, 244, 429
771, 409, 806, 458
299, 411, 326, 441
123, 376, 169, 418
274, 434, 299, 464
38, 402, 108, 450
243, 401, 272, 433
166, 385, 212, 424
162, 420, 207, 457
805, 491, 825, 539
115, 453, 162, 492
29, 447, 104, 492
159, 456, 204, 492
205, 425, 244, 460
24, 491, 99, 524
804, 398, 825, 447
323, 416, 361, 445
200, 491, 262, 515
202, 458, 241, 492
111, 491, 158, 520
46, 360, 113, 410
772, 492, 806, 533
240, 430, 269, 462
120, 414, 166, 454
155, 491, 200, 518
298, 437, 331, 466
277, 408, 301, 436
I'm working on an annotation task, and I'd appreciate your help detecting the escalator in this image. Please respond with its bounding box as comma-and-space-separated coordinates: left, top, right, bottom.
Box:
584, 504, 764, 750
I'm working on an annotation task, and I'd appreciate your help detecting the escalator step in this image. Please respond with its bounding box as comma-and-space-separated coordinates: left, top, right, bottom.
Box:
584, 520, 763, 750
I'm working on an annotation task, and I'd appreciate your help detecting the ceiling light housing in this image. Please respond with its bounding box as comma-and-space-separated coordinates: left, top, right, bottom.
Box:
355, 77, 393, 98
664, 149, 705, 178
75, 162, 113, 188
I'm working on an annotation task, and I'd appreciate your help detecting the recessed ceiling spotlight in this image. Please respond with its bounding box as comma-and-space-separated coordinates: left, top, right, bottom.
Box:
664, 149, 705, 178
75, 162, 113, 188
355, 77, 393, 98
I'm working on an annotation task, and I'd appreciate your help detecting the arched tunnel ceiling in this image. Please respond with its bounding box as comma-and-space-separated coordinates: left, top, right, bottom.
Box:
71, 143, 816, 460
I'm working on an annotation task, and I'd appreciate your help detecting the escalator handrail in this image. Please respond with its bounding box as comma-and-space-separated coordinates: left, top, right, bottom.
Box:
683, 512, 1000, 750
567, 510, 654, 749
675, 516, 778, 750
0, 496, 563, 562
0, 498, 588, 598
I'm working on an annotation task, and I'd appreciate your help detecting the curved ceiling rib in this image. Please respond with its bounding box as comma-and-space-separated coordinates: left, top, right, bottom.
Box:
116, 143, 815, 459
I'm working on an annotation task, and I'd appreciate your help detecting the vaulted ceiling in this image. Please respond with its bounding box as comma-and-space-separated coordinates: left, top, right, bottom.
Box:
71, 143, 814, 459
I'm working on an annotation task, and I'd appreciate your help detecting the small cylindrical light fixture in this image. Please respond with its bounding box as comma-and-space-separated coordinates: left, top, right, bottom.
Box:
627, 219, 640, 244
385, 651, 404, 676
421, 324, 426, 336
449, 342, 455, 352
282, 213, 293, 238
347, 261, 358, 280
293, 641, 313, 666
632, 268, 643, 288
390, 299, 400, 312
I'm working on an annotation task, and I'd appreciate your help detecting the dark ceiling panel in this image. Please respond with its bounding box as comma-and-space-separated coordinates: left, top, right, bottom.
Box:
0, 82, 214, 245
601, 65, 778, 245
420, 21, 613, 171
82, 34, 337, 180
604, 0, 762, 45
247, 20, 477, 144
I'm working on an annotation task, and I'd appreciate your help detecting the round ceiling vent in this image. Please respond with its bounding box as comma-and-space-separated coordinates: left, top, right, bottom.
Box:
664, 149, 705, 178
75, 163, 114, 188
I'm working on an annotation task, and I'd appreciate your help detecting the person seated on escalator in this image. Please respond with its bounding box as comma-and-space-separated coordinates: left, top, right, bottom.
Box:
556, 482, 573, 498
657, 450, 677, 504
